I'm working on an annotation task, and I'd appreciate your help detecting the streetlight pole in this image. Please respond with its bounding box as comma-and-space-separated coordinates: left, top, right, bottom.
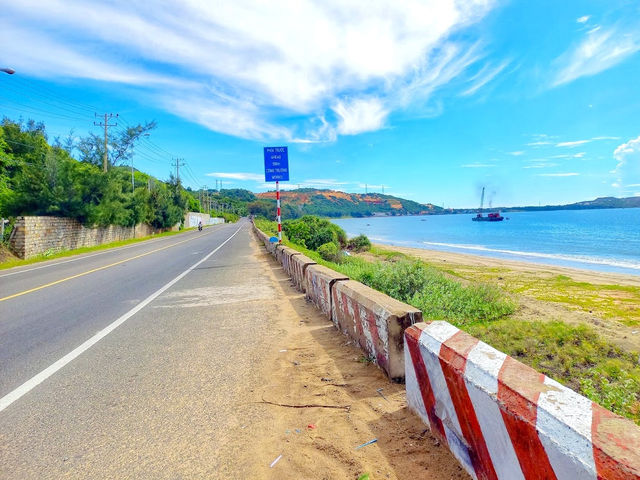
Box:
1, 68, 14, 239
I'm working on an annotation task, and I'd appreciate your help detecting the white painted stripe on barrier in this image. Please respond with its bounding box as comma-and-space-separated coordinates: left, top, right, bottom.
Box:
465, 342, 525, 480
537, 377, 597, 480
420, 324, 474, 475
359, 304, 374, 356
404, 335, 429, 424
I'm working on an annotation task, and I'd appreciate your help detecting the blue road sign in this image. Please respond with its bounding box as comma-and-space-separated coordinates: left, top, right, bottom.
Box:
264, 146, 289, 182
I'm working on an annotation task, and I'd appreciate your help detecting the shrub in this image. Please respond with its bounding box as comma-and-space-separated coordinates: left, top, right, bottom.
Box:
283, 215, 346, 250
317, 241, 343, 263
347, 234, 371, 252
364, 260, 430, 302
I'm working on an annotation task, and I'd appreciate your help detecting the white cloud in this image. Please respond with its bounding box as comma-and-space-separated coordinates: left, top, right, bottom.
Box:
577, 15, 591, 24
556, 140, 590, 147
206, 172, 264, 181
526, 141, 553, 146
508, 151, 525, 156
462, 163, 496, 168
1, 0, 498, 141
612, 135, 640, 192
523, 163, 558, 169
333, 97, 389, 135
552, 25, 640, 87
460, 60, 510, 96
537, 172, 580, 177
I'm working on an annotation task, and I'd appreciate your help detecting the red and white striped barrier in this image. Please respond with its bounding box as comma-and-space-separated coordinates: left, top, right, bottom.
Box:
405, 321, 640, 480
304, 264, 348, 319
289, 253, 316, 292
333, 280, 421, 380
278, 246, 300, 277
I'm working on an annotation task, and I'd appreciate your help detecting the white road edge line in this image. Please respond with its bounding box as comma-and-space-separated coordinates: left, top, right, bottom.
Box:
0, 224, 244, 413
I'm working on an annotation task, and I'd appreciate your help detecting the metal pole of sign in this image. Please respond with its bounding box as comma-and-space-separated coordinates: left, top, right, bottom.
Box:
276, 180, 282, 243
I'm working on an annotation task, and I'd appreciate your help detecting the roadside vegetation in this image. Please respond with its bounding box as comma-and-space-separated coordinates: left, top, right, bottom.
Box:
0, 117, 243, 255
254, 216, 640, 424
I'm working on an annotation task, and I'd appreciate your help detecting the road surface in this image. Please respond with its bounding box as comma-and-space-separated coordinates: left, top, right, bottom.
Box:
0, 219, 466, 479
0, 219, 281, 478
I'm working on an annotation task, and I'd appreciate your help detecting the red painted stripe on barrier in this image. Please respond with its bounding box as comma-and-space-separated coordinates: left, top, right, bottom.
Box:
278, 223, 282, 232
498, 357, 557, 479
350, 295, 365, 338
405, 327, 447, 442
365, 310, 386, 369
440, 332, 498, 480
591, 403, 640, 480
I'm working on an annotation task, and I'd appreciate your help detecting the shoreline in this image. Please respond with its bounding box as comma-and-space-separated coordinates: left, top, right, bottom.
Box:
375, 243, 640, 287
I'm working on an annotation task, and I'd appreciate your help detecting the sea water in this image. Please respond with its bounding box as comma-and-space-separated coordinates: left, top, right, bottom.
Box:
332, 208, 640, 276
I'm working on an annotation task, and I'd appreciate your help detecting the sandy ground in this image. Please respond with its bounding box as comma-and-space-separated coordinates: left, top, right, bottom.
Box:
231, 236, 469, 479
376, 244, 640, 287
372, 244, 640, 353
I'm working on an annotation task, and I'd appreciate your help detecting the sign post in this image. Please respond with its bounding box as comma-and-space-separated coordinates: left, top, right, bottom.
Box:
264, 146, 289, 243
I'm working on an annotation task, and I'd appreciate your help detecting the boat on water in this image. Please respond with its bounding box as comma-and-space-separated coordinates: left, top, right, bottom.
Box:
472, 187, 504, 222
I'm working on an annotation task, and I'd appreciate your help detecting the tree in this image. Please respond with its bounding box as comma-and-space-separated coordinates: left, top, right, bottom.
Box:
75, 121, 157, 170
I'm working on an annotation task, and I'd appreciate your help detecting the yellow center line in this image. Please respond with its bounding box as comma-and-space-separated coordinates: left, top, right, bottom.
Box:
0, 233, 206, 303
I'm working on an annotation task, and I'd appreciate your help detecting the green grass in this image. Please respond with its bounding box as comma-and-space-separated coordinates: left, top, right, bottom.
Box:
0, 228, 188, 270
467, 320, 640, 424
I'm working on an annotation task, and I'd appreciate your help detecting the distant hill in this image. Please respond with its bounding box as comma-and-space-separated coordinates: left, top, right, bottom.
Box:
256, 188, 441, 218
451, 195, 640, 214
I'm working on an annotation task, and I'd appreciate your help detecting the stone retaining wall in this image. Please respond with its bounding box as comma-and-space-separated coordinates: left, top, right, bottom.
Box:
9, 216, 176, 259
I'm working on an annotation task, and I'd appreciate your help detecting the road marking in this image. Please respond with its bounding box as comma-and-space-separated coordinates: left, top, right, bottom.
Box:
0, 229, 215, 278
0, 224, 243, 413
0, 230, 214, 302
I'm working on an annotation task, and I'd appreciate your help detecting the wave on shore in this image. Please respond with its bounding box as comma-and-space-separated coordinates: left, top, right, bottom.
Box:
420, 241, 640, 271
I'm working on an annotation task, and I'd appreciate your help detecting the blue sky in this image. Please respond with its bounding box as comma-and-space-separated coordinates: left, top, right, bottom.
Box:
2, 0, 640, 208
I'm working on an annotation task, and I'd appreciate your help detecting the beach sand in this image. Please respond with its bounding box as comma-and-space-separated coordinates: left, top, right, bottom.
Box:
377, 244, 640, 287
371, 244, 640, 353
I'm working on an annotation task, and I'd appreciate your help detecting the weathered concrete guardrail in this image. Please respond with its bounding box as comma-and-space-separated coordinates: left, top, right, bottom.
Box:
289, 253, 316, 292
252, 223, 418, 381
405, 321, 640, 480
304, 264, 349, 320
333, 280, 422, 381
278, 246, 301, 277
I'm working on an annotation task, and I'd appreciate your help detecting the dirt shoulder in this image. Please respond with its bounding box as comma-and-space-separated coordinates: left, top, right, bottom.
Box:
373, 244, 640, 353
237, 236, 468, 479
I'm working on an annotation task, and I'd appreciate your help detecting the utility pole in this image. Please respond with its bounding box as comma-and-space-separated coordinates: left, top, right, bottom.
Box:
382, 184, 384, 194
94, 113, 118, 172
172, 158, 185, 185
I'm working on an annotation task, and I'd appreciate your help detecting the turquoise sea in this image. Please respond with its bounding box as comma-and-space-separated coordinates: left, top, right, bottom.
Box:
332, 208, 640, 276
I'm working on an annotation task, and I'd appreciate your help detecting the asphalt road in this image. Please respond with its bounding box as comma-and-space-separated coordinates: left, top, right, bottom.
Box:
0, 219, 281, 478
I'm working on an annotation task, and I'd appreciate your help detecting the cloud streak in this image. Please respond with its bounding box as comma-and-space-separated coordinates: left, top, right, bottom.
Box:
2, 0, 499, 141
552, 25, 640, 87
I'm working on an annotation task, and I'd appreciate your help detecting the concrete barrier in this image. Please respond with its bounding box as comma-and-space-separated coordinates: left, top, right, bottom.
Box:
404, 321, 640, 480
279, 247, 301, 277
304, 265, 349, 320
332, 280, 421, 381
255, 228, 269, 247
289, 254, 316, 292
